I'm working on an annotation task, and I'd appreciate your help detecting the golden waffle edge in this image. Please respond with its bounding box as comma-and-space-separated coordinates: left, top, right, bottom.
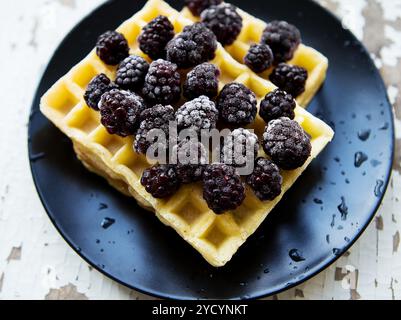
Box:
40, 0, 334, 267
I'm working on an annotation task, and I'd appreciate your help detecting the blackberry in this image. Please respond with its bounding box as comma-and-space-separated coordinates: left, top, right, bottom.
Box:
261, 20, 301, 64
142, 59, 181, 105
172, 140, 207, 183
221, 128, 259, 168
201, 3, 242, 46
96, 31, 129, 65
141, 164, 180, 198
166, 23, 217, 69
246, 157, 282, 201
184, 0, 222, 16
269, 63, 308, 97
202, 163, 245, 214
183, 63, 220, 100
115, 55, 149, 91
217, 83, 257, 126
259, 89, 296, 123
134, 104, 175, 154
138, 15, 175, 60
244, 43, 273, 73
262, 117, 311, 170
175, 96, 219, 134
84, 74, 117, 110
99, 89, 146, 137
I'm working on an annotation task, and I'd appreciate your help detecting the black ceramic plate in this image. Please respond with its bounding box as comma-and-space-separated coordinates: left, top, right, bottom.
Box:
28, 0, 394, 299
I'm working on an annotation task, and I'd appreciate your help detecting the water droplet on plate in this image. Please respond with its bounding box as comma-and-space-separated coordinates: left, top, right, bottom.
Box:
289, 249, 305, 262
98, 203, 108, 210
370, 159, 381, 167
374, 180, 384, 197
30, 152, 46, 162
379, 122, 389, 130
313, 198, 323, 204
330, 214, 336, 228
338, 197, 348, 221
354, 152, 368, 167
101, 217, 115, 229
357, 129, 371, 141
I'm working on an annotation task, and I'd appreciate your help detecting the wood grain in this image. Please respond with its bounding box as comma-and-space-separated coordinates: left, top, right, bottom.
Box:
0, 0, 400, 299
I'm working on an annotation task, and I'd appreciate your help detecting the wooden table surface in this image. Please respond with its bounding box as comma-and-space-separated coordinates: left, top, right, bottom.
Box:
0, 0, 400, 300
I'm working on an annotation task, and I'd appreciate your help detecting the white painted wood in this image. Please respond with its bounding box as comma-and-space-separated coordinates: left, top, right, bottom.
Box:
0, 0, 400, 299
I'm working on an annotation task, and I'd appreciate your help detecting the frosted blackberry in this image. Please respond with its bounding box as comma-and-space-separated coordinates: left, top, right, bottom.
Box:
269, 63, 308, 97
246, 157, 282, 201
201, 3, 242, 46
166, 23, 217, 69
185, 0, 222, 16
172, 140, 207, 183
259, 89, 296, 123
134, 104, 175, 154
96, 31, 129, 65
262, 117, 311, 170
84, 73, 117, 110
261, 20, 301, 64
183, 63, 220, 100
221, 128, 259, 168
115, 55, 149, 90
202, 163, 245, 214
138, 15, 175, 60
244, 43, 273, 73
217, 83, 257, 126
175, 96, 219, 135
141, 164, 180, 198
142, 59, 181, 105
99, 89, 146, 137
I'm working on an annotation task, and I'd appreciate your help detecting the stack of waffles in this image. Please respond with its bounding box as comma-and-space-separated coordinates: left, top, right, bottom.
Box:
40, 0, 334, 267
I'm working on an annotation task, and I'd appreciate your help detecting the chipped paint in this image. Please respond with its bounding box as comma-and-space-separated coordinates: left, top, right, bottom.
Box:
388, 85, 399, 105
331, 0, 367, 40
381, 1, 401, 22
295, 289, 304, 298
393, 231, 400, 253
0, 273, 3, 292
334, 267, 346, 281
58, 0, 76, 9
362, 0, 388, 56
381, 25, 401, 67
7, 246, 22, 262
45, 283, 88, 300
350, 289, 361, 300
28, 17, 39, 49
375, 216, 384, 230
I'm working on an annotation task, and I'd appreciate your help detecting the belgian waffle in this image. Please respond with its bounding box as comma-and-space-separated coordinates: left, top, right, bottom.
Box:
40, 0, 334, 267
181, 3, 328, 107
